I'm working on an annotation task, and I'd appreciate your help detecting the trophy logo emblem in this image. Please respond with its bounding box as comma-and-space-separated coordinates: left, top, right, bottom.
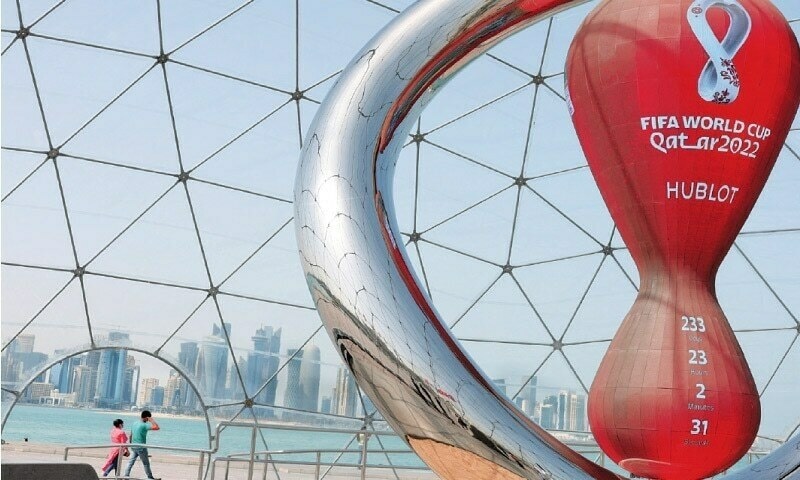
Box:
687, 0, 751, 103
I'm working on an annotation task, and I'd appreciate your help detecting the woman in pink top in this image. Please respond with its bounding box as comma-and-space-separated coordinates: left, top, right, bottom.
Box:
101, 419, 129, 477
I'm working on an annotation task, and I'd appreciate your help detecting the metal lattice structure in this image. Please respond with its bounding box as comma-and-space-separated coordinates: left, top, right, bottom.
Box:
2, 0, 798, 466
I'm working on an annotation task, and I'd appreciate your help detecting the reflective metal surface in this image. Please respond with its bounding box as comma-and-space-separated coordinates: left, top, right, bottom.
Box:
293, 0, 800, 479
725, 433, 800, 480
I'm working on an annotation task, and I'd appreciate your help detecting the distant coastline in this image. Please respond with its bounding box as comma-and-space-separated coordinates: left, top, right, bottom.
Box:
1, 404, 405, 459
7, 403, 338, 428
21, 402, 208, 422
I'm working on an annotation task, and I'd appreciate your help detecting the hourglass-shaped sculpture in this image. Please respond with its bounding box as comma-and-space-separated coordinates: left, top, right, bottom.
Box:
566, 0, 800, 478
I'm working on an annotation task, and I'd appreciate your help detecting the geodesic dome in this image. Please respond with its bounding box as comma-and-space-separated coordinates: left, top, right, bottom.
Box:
2, 0, 798, 460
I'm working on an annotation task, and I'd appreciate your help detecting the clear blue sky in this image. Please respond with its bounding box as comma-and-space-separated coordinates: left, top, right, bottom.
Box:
2, 0, 798, 439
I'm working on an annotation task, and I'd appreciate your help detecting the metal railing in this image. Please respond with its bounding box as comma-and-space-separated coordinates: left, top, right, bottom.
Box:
211, 425, 426, 480
214, 448, 429, 480
62, 421, 423, 480
61, 421, 780, 480
63, 420, 251, 480
64, 441, 209, 480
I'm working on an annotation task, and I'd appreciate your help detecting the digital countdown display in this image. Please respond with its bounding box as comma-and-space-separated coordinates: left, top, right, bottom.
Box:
566, 0, 800, 478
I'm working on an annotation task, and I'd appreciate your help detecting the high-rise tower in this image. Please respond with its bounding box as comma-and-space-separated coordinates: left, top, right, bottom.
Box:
54, 350, 80, 394
196, 325, 230, 400
246, 326, 282, 405
299, 344, 320, 412
178, 341, 199, 409
94, 332, 130, 408
333, 366, 359, 417
283, 348, 304, 411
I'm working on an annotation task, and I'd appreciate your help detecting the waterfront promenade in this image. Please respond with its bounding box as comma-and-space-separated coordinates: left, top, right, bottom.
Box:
1, 442, 440, 480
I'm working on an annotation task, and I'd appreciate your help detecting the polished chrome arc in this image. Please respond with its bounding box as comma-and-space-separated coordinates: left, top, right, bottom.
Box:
294, 1, 616, 478
724, 434, 800, 480
293, 0, 799, 479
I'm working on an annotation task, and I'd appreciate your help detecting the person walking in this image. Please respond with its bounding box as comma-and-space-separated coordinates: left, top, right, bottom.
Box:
124, 410, 160, 480
100, 419, 128, 477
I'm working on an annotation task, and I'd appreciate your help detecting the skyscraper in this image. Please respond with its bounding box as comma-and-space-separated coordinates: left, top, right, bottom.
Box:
122, 355, 138, 405
546, 390, 585, 431
150, 386, 165, 407
539, 394, 559, 430
299, 345, 320, 412
164, 370, 182, 409
171, 386, 182, 409
48, 362, 62, 386
251, 325, 271, 352
567, 392, 579, 431
178, 342, 200, 372
228, 357, 246, 399
213, 322, 232, 339
53, 350, 80, 393
520, 376, 537, 416
3, 335, 48, 384
1, 350, 20, 383
138, 378, 160, 406
265, 328, 281, 404
283, 348, 304, 411
333, 366, 359, 417
178, 342, 199, 410
4, 335, 44, 383
128, 364, 140, 406
557, 390, 570, 430
245, 348, 268, 400
8, 334, 35, 354
246, 326, 281, 405
574, 394, 587, 432
73, 364, 97, 404
95, 333, 130, 408
196, 327, 230, 400
95, 348, 127, 407
84, 350, 101, 370
321, 396, 332, 415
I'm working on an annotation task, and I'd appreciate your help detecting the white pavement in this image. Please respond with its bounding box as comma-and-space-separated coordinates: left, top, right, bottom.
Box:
1, 442, 440, 480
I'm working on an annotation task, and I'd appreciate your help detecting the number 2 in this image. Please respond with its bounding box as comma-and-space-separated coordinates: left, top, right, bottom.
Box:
696, 383, 706, 399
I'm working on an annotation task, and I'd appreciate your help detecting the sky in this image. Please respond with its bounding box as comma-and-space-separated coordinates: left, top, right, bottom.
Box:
2, 0, 799, 438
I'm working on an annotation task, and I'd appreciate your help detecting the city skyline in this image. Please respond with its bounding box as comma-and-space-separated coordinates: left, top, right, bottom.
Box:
3, 331, 590, 432
1, 330, 587, 397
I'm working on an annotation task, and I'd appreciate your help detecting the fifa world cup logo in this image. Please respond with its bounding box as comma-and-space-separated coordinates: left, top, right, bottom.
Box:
687, 0, 752, 103
567, 0, 800, 478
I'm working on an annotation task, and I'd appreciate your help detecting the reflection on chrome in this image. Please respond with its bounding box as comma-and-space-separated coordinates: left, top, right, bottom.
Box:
293, 0, 800, 478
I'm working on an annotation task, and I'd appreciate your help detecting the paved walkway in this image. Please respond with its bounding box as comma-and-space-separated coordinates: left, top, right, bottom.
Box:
1, 442, 440, 480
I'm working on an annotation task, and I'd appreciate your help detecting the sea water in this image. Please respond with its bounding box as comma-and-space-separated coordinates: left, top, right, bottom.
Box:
2, 405, 419, 466
1, 405, 764, 474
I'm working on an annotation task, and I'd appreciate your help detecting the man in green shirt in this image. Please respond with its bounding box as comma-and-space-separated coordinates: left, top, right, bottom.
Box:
124, 410, 160, 480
